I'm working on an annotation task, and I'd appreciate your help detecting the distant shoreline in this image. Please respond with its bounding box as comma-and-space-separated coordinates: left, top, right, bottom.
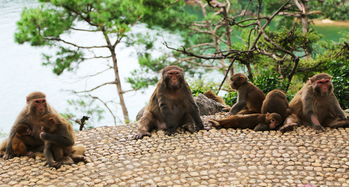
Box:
312, 19, 349, 27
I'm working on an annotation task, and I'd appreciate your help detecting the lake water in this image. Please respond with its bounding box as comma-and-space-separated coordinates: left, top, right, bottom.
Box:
0, 0, 157, 137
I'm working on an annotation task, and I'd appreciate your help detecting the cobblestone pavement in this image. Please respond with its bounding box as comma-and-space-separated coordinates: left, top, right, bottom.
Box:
0, 121, 349, 186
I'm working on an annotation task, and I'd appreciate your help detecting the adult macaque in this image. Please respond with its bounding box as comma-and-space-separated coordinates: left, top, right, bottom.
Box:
229, 73, 265, 115
209, 113, 282, 131
133, 65, 204, 139
283, 73, 349, 131
40, 114, 86, 168
261, 89, 290, 123
1, 92, 56, 159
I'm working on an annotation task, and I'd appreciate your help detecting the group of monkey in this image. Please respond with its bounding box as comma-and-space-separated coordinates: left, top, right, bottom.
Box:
0, 92, 86, 168
134, 65, 349, 138
0, 65, 348, 169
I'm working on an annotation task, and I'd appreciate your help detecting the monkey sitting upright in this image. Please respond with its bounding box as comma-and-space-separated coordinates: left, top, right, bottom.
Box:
133, 65, 204, 139
261, 89, 290, 124
282, 73, 349, 131
1, 92, 57, 159
40, 113, 86, 168
229, 73, 265, 115
209, 113, 282, 131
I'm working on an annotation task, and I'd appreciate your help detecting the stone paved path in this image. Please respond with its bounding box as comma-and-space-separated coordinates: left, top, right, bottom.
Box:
0, 123, 349, 186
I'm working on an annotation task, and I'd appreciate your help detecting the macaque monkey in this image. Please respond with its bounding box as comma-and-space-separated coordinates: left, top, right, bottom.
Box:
203, 90, 226, 105
209, 113, 282, 131
134, 66, 204, 139
40, 113, 86, 168
261, 89, 290, 125
282, 73, 349, 131
1, 92, 56, 159
229, 73, 265, 115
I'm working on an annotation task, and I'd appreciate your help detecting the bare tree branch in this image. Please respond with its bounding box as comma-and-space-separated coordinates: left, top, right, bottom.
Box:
45, 37, 108, 49
87, 94, 120, 125
73, 81, 116, 94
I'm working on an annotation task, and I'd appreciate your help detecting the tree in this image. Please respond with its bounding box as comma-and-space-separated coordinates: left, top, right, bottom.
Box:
15, 0, 197, 123
131, 0, 314, 91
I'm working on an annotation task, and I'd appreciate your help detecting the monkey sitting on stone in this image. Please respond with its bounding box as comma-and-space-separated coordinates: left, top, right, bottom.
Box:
133, 65, 204, 139
229, 73, 265, 115
281, 73, 349, 132
40, 113, 86, 168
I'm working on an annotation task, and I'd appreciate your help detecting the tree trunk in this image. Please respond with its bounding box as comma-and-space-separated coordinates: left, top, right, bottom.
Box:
110, 48, 130, 123
294, 0, 311, 57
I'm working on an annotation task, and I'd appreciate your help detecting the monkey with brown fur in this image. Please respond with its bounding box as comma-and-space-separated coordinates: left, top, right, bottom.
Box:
203, 90, 226, 105
229, 73, 265, 115
209, 113, 282, 131
133, 65, 204, 139
1, 92, 57, 159
261, 89, 290, 128
40, 113, 86, 168
282, 73, 349, 131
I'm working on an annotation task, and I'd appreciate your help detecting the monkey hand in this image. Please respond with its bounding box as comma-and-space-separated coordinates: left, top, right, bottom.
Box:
132, 132, 151, 140
39, 132, 49, 140
3, 152, 14, 160
313, 124, 325, 132
165, 128, 176, 136
47, 161, 62, 169
24, 128, 33, 136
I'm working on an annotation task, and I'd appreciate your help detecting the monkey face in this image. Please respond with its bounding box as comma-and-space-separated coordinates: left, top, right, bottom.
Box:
313, 78, 333, 96
41, 114, 60, 132
164, 69, 183, 89
31, 98, 48, 115
230, 73, 247, 89
266, 113, 282, 129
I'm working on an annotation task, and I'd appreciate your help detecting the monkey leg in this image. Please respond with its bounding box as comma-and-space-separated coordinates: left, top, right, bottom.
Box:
254, 124, 270, 131
133, 110, 153, 139
179, 114, 196, 133
279, 114, 299, 133
44, 143, 61, 169
326, 119, 349, 128
237, 109, 256, 115
11, 136, 30, 156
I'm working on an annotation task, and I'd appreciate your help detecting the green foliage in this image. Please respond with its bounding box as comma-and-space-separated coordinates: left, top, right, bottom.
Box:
15, 7, 73, 46
223, 92, 237, 107
188, 79, 220, 97
310, 0, 349, 20
42, 47, 84, 75
327, 60, 349, 109
253, 69, 288, 94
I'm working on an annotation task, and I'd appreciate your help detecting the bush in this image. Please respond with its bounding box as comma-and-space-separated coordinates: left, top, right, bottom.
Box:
223, 91, 237, 106
326, 60, 349, 109
253, 69, 288, 94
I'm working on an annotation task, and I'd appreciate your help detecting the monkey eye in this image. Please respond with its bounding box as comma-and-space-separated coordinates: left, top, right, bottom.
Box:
35, 99, 46, 104
319, 80, 329, 84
